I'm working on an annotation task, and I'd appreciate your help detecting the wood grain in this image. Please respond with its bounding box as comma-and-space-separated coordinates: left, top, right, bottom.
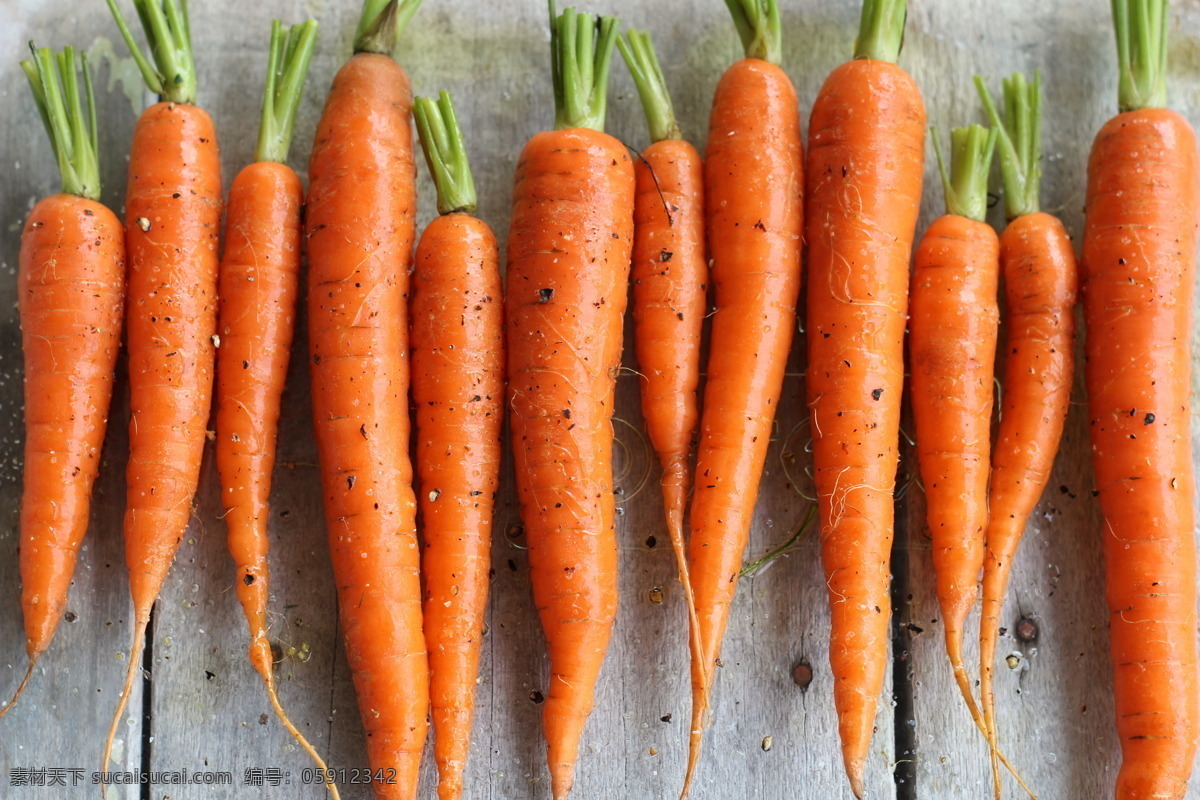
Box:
0, 1, 1197, 798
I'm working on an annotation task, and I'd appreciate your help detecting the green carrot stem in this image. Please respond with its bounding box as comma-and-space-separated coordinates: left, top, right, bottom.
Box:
975, 71, 1042, 220
932, 124, 998, 222
723, 0, 781, 64
414, 91, 478, 215
104, 0, 197, 104
354, 0, 423, 56
854, 0, 908, 63
255, 19, 319, 164
740, 505, 817, 577
549, 1, 620, 132
616, 29, 681, 143
21, 45, 102, 201
1112, 0, 1168, 112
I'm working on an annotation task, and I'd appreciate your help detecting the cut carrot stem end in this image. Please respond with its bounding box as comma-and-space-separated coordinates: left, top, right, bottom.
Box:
723, 0, 781, 64
975, 71, 1042, 219
932, 124, 997, 221
255, 18, 319, 164
21, 45, 102, 201
0, 660, 38, 722
354, 0, 424, 56
549, 1, 620, 132
1113, 0, 1167, 112
854, 0, 908, 63
104, 0, 197, 104
616, 29, 682, 143
414, 91, 478, 215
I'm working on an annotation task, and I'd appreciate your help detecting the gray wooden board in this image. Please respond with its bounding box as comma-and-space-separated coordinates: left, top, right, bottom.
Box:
1, 0, 1199, 798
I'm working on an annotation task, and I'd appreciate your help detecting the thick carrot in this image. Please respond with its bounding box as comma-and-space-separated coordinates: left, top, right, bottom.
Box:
305, 1, 428, 796
685, 1, 802, 792
505, 6, 631, 797
976, 71, 1077, 799
804, 3, 921, 792
411, 91, 503, 800
1083, 3, 1199, 796
101, 1, 222, 788
213, 19, 335, 794
615, 28, 707, 795
911, 123, 998, 757
1, 46, 125, 719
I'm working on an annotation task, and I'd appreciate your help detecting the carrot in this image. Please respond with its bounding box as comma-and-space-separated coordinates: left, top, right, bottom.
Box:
911, 122, 998, 756
0, 46, 125, 720
505, 5, 631, 797
411, 91, 503, 800
685, 0, 802, 791
100, 1, 222, 788
305, 1, 428, 796
213, 19, 335, 794
614, 28, 707, 795
804, 3, 922, 792
975, 70, 1077, 799
1082, 3, 1199, 796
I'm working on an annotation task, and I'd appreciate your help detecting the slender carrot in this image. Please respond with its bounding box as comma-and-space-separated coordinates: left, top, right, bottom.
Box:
1, 45, 125, 719
911, 122, 998, 757
805, 2, 919, 794
101, 2, 222, 790
976, 70, 1077, 799
615, 28, 707, 795
305, 1, 428, 796
505, 5, 631, 797
685, 1, 802, 792
1083, 3, 1199, 796
213, 19, 335, 795
411, 91, 503, 800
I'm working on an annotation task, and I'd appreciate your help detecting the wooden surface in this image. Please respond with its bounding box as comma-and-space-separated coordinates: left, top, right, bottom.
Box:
2, 0, 1200, 798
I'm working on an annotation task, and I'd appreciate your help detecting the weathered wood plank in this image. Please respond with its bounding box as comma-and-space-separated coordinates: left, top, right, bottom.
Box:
3, 1, 1200, 799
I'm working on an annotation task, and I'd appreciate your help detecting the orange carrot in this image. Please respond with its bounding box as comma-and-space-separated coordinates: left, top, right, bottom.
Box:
505, 6, 631, 797
305, 1, 428, 796
1, 46, 125, 719
976, 71, 1077, 798
411, 91, 503, 800
685, 0, 802, 791
615, 28, 707, 795
1083, 4, 1199, 797
804, 3, 922, 792
911, 123, 998, 752
214, 19, 335, 794
101, 1, 222, 788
